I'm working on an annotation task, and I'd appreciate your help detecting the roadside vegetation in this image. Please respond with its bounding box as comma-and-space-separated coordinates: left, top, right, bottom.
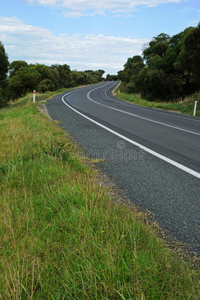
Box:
0, 41, 105, 108
117, 23, 200, 105
0, 91, 200, 299
115, 88, 200, 117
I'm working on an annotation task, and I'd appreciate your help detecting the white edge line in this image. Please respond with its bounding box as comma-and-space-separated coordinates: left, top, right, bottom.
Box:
62, 91, 200, 179
87, 85, 200, 136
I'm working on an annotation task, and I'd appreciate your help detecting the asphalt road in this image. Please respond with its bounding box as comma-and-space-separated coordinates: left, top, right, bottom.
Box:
46, 81, 200, 256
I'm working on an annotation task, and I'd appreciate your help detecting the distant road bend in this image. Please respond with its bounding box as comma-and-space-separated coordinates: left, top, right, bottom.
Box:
46, 81, 200, 255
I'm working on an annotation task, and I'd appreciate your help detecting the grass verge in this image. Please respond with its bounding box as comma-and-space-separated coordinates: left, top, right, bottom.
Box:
115, 88, 200, 117
0, 91, 200, 299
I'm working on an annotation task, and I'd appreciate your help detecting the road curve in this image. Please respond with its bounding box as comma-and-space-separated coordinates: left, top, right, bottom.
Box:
46, 81, 200, 256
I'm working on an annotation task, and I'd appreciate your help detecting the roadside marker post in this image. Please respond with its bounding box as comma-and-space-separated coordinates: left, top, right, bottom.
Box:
193, 100, 197, 116
33, 90, 36, 103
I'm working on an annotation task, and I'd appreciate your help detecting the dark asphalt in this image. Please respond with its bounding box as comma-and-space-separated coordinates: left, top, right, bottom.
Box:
46, 82, 200, 256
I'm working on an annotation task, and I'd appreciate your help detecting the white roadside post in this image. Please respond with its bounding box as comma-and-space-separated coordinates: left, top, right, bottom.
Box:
33, 90, 36, 103
193, 100, 197, 116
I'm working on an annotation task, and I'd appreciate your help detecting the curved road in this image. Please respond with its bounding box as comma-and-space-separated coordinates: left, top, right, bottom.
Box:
46, 81, 200, 255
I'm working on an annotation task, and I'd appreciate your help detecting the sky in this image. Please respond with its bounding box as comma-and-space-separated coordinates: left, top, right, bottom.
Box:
0, 0, 199, 75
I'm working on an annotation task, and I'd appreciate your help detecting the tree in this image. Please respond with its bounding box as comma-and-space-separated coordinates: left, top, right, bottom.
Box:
183, 23, 200, 89
139, 29, 200, 99
35, 64, 52, 81
0, 42, 9, 107
118, 55, 145, 93
71, 71, 85, 86
96, 69, 105, 81
138, 68, 182, 101
49, 66, 60, 90
105, 74, 118, 81
0, 42, 9, 81
8, 66, 41, 99
38, 79, 54, 93
9, 60, 28, 78
119, 56, 144, 83
51, 64, 72, 88
118, 24, 200, 101
143, 33, 170, 65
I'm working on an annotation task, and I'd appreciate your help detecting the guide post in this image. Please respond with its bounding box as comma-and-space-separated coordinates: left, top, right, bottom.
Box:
33, 90, 36, 103
193, 101, 197, 116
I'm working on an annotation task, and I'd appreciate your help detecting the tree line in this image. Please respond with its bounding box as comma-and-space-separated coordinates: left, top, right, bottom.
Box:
118, 23, 200, 102
1, 23, 200, 107
0, 43, 105, 107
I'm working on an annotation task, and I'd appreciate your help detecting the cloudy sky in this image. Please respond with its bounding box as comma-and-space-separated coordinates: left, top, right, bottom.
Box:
0, 0, 199, 75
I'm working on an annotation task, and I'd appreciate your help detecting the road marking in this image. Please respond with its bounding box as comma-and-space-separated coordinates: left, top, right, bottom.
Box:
105, 82, 200, 124
87, 84, 200, 136
62, 91, 200, 179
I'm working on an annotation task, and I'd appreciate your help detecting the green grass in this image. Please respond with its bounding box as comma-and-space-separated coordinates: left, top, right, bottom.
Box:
115, 88, 200, 117
0, 91, 200, 299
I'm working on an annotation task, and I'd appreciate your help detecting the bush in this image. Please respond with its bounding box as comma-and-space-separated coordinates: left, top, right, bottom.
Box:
8, 66, 41, 99
38, 79, 54, 93
139, 68, 183, 102
125, 81, 136, 93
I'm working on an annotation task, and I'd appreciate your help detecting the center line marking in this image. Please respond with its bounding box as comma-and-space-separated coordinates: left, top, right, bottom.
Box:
87, 84, 200, 137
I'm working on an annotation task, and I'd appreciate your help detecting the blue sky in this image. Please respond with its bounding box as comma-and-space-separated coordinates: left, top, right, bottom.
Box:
0, 0, 199, 75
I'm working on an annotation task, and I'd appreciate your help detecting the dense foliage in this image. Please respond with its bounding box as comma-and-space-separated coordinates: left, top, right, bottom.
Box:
105, 74, 118, 81
0, 42, 9, 107
8, 63, 105, 100
0, 47, 105, 106
118, 23, 200, 102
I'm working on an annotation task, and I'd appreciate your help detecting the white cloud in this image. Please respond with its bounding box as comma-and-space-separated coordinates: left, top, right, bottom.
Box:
24, 0, 183, 17
62, 10, 105, 18
0, 17, 149, 74
0, 17, 51, 36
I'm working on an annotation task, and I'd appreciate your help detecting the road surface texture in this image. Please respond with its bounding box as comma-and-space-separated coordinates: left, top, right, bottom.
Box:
46, 82, 200, 256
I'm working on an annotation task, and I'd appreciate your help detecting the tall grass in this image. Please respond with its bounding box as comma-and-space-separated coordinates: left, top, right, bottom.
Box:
0, 93, 199, 299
